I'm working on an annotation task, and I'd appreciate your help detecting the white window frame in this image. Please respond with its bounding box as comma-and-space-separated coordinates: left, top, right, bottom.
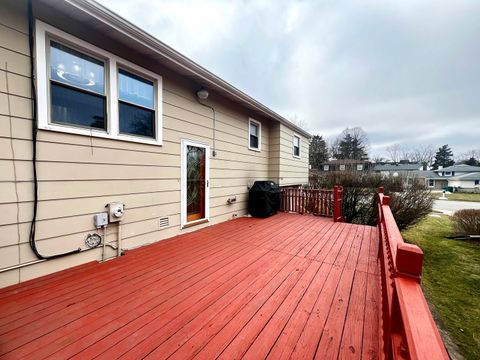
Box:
35, 20, 163, 146
248, 118, 261, 152
323, 165, 329, 171
357, 164, 363, 171
428, 179, 435, 188
292, 134, 301, 159
339, 164, 346, 171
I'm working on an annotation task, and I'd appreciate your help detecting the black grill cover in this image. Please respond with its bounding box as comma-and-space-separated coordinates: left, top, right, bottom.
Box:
248, 181, 281, 218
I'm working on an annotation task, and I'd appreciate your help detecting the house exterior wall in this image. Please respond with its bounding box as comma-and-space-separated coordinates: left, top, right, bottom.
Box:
448, 179, 478, 189
269, 123, 309, 186
0, 1, 308, 287
426, 179, 448, 190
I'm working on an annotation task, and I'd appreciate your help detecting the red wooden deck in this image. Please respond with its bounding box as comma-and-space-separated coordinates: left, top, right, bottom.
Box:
0, 213, 381, 359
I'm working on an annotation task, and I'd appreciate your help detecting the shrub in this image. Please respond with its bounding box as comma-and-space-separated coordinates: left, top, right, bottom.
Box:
388, 184, 434, 230
309, 170, 432, 229
452, 209, 480, 235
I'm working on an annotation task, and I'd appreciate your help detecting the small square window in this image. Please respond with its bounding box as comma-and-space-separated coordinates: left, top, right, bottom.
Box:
339, 164, 346, 171
118, 69, 155, 138
323, 165, 329, 171
357, 164, 363, 171
249, 119, 261, 151
475, 180, 479, 185
428, 179, 435, 187
293, 135, 301, 157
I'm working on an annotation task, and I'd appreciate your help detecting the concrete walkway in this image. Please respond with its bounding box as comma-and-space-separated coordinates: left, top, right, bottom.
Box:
433, 199, 480, 215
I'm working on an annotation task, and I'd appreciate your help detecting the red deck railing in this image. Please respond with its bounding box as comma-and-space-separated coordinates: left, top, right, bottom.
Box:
377, 187, 449, 360
280, 186, 344, 222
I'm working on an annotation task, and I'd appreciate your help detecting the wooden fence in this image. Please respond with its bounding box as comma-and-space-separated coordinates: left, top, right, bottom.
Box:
377, 187, 448, 359
280, 186, 345, 222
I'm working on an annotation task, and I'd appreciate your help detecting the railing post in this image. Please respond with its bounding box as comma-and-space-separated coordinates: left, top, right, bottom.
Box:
396, 243, 423, 282
333, 185, 344, 222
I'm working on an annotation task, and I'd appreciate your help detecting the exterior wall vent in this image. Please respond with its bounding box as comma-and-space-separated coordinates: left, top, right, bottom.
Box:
159, 217, 169, 228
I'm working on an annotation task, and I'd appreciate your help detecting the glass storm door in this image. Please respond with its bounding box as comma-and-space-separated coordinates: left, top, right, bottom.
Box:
182, 140, 209, 227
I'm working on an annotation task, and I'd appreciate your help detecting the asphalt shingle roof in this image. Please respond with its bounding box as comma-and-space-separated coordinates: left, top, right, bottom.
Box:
373, 163, 423, 171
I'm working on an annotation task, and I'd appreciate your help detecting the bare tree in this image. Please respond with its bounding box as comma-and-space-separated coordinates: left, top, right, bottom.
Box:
371, 154, 385, 163
456, 148, 480, 163
400, 148, 412, 162
386, 144, 402, 163
411, 145, 435, 169
288, 114, 309, 131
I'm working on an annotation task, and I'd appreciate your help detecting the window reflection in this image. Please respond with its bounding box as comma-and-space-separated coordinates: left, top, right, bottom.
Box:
49, 41, 106, 130
118, 69, 155, 138
119, 69, 154, 109
50, 41, 105, 94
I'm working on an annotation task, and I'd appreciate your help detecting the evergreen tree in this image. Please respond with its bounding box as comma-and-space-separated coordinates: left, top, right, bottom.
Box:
334, 128, 368, 160
432, 144, 455, 169
309, 135, 329, 169
465, 157, 479, 166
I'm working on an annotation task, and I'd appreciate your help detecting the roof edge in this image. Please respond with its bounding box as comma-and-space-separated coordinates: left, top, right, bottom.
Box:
63, 0, 312, 138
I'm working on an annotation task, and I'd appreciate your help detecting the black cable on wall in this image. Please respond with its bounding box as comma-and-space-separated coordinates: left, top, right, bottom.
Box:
28, 0, 80, 259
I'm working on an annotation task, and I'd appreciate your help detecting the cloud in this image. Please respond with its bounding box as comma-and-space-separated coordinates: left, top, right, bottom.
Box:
97, 0, 480, 158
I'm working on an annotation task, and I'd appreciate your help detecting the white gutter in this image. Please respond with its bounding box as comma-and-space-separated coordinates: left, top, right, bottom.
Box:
62, 0, 311, 138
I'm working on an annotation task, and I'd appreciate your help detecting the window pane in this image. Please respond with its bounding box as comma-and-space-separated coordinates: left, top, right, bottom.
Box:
50, 41, 105, 95
51, 83, 106, 129
119, 69, 154, 109
294, 146, 300, 156
250, 122, 258, 137
250, 134, 259, 149
119, 101, 155, 138
294, 136, 300, 147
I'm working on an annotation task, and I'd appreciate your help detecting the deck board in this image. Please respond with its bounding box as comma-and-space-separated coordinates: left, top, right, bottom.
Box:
0, 213, 380, 359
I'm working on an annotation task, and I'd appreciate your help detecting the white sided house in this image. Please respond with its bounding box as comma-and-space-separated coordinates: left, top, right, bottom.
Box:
414, 164, 480, 192
0, 0, 310, 287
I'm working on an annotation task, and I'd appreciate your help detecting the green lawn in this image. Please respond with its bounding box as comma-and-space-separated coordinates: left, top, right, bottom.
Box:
402, 216, 480, 360
432, 192, 480, 202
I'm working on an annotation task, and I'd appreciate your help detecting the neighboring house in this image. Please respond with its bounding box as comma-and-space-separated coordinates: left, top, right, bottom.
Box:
319, 159, 371, 172
373, 163, 424, 178
0, 0, 310, 287
414, 164, 480, 192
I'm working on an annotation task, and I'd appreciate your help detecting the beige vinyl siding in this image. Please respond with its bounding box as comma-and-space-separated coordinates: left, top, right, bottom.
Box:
269, 123, 309, 186
0, 0, 274, 287
0, 0, 306, 288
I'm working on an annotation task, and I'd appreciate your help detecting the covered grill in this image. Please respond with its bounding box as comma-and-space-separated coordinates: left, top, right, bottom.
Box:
248, 181, 281, 218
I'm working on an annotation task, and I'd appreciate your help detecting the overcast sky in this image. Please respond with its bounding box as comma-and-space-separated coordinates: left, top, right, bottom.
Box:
98, 0, 479, 159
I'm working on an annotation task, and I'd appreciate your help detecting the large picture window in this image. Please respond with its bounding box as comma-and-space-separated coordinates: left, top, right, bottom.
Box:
35, 20, 163, 146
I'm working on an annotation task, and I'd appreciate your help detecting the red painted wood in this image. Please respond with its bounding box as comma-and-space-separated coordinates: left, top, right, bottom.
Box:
362, 272, 381, 360
377, 189, 449, 359
0, 213, 382, 360
162, 257, 309, 360
113, 254, 297, 359
214, 261, 322, 360
280, 187, 339, 218
313, 227, 363, 359
338, 270, 368, 359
